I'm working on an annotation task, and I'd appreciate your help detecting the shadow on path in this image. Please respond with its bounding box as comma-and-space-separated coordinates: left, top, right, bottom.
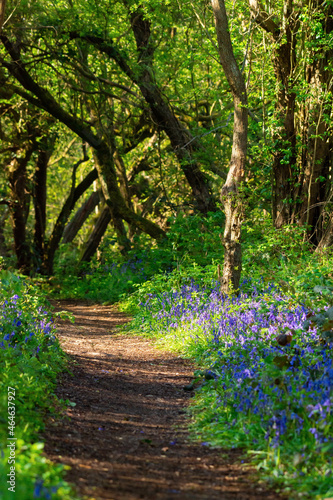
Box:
43, 301, 285, 500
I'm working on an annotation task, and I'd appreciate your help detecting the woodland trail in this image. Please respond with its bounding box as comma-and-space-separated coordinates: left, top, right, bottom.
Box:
44, 301, 285, 500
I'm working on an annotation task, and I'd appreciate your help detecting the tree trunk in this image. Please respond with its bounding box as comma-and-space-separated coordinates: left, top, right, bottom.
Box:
297, 95, 332, 243
267, 1, 297, 228
8, 147, 34, 274
296, 2, 333, 243
77, 14, 217, 215
249, 0, 333, 240
127, 7, 217, 215
316, 210, 333, 251
212, 0, 248, 294
34, 138, 55, 268
93, 143, 165, 240
0, 34, 166, 243
62, 190, 101, 244
0, 0, 6, 31
110, 208, 131, 256
0, 206, 9, 257
80, 206, 111, 263
44, 166, 97, 275
249, 0, 297, 226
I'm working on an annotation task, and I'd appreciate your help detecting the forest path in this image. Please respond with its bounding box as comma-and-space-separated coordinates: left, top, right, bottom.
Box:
44, 300, 284, 500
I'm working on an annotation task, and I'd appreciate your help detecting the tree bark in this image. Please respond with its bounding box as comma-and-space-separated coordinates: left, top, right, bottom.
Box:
0, 206, 9, 257
296, 2, 333, 243
105, 128, 133, 251
0, 33, 166, 243
250, 0, 297, 227
62, 190, 101, 244
128, 9, 216, 215
73, 17, 217, 215
92, 143, 165, 240
33, 137, 55, 267
80, 206, 111, 263
249, 0, 333, 239
212, 0, 248, 294
44, 166, 97, 275
110, 208, 131, 256
0, 0, 6, 31
316, 210, 333, 251
8, 146, 34, 274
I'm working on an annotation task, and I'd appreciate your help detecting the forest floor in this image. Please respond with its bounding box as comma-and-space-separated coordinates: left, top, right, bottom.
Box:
43, 301, 285, 500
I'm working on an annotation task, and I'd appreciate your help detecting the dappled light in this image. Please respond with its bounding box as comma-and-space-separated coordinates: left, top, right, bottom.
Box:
0, 0, 332, 497
43, 302, 283, 500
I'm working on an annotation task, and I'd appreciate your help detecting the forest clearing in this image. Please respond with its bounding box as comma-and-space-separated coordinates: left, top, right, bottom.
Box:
0, 0, 333, 498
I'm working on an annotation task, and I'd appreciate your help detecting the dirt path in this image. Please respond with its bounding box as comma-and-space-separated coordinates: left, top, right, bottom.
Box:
44, 301, 284, 500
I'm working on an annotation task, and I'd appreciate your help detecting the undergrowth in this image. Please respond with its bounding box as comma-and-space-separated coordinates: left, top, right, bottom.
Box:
0, 271, 78, 500
121, 275, 333, 499
43, 210, 333, 498
117, 212, 333, 499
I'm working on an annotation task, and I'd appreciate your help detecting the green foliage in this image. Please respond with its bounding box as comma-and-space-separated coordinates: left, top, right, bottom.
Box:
51, 208, 333, 313
0, 271, 79, 500
0, 441, 74, 500
242, 210, 312, 278
122, 263, 333, 498
165, 211, 224, 266
118, 211, 333, 499
49, 211, 224, 303
49, 253, 160, 303
0, 0, 332, 496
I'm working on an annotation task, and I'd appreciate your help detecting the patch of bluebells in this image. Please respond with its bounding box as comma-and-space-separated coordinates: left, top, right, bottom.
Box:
0, 295, 57, 355
103, 257, 147, 280
139, 279, 333, 449
33, 478, 60, 499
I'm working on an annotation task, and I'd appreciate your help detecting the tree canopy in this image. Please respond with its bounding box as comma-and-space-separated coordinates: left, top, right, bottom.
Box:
0, 0, 332, 287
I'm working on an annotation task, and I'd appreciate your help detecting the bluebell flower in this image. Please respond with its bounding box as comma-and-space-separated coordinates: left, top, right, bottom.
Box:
309, 428, 319, 440
33, 479, 43, 498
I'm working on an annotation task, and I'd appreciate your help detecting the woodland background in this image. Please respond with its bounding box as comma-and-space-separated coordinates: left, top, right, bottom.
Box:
0, 0, 332, 281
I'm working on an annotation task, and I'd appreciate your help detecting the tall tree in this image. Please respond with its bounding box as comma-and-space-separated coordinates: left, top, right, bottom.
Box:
69, 13, 217, 214
33, 132, 56, 268
123, 3, 217, 215
249, 0, 333, 244
211, 0, 248, 293
0, 99, 45, 274
7, 142, 34, 274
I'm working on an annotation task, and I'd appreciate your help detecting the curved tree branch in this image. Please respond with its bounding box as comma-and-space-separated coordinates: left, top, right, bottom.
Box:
0, 33, 166, 243
248, 0, 280, 38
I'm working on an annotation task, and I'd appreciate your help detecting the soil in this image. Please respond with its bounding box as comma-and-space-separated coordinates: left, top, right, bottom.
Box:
43, 300, 285, 500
